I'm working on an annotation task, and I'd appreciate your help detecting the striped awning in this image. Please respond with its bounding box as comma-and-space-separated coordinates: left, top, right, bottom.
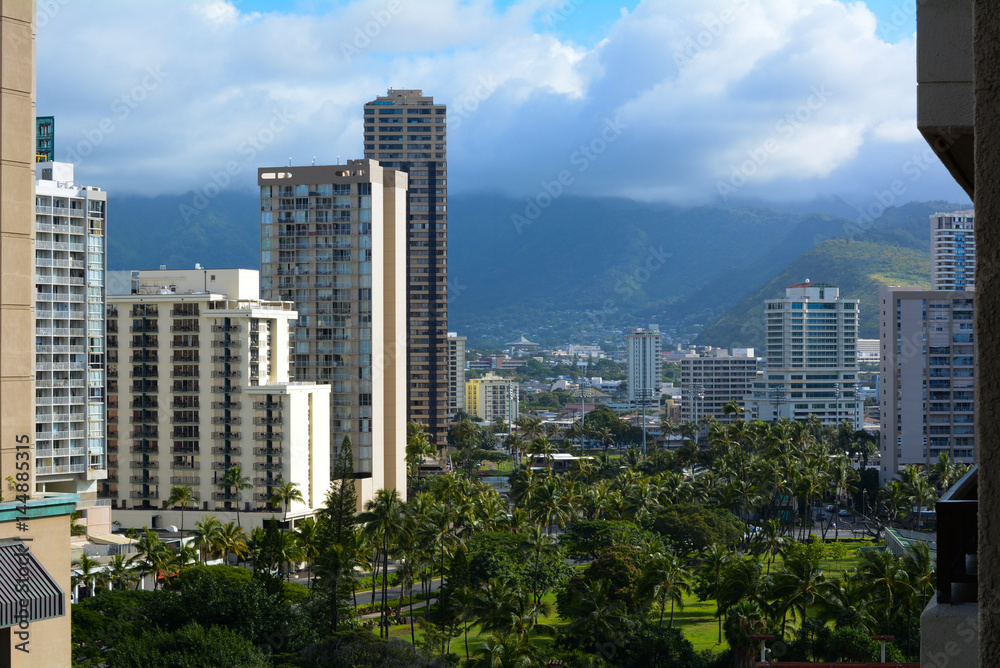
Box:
0, 539, 65, 629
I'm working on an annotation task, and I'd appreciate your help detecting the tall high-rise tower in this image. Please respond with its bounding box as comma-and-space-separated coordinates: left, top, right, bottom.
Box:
745, 282, 861, 427
34, 161, 108, 501
931, 210, 975, 291
363, 90, 449, 447
258, 160, 408, 504
626, 328, 662, 405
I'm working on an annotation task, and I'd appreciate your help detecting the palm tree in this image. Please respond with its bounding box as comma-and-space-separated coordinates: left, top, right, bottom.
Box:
898, 465, 937, 530
860, 548, 913, 633
469, 632, 539, 668
358, 488, 409, 638
191, 515, 223, 563
166, 484, 199, 540
562, 578, 632, 653
269, 479, 305, 524
724, 600, 768, 668
816, 575, 878, 632
218, 465, 252, 527
641, 552, 692, 627
295, 517, 321, 587
219, 521, 249, 564
771, 542, 826, 637
72, 553, 103, 599
277, 530, 306, 581
128, 529, 172, 590
406, 422, 437, 478
105, 553, 138, 591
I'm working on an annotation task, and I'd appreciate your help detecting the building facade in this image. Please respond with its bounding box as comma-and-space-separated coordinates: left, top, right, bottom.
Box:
35, 115, 52, 161
363, 89, 449, 448
627, 328, 662, 405
447, 332, 466, 419
465, 373, 519, 424
931, 209, 975, 291
680, 348, 759, 424
745, 283, 862, 427
104, 269, 331, 527
258, 161, 407, 504
34, 161, 107, 500
879, 286, 977, 483
0, 2, 77, 664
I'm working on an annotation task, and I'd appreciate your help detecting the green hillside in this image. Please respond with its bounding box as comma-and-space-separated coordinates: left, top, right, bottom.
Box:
696, 241, 931, 348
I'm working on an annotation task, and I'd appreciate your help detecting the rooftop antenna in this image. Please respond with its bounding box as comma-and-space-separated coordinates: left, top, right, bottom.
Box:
312, 156, 316, 166
288, 157, 292, 167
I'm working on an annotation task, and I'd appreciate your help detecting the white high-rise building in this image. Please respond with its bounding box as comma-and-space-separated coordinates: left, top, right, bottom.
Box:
879, 286, 976, 484
105, 269, 331, 529
627, 328, 662, 405
34, 162, 107, 500
745, 282, 861, 427
447, 332, 466, 419
931, 210, 975, 291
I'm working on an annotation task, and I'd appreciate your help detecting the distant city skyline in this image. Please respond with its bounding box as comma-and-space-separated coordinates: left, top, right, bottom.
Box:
36, 0, 967, 208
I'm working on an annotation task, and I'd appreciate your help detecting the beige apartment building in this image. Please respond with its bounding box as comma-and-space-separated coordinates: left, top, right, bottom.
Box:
363, 90, 450, 449
104, 269, 331, 529
0, 1, 76, 665
680, 348, 759, 424
465, 373, 519, 424
258, 160, 407, 505
878, 286, 976, 484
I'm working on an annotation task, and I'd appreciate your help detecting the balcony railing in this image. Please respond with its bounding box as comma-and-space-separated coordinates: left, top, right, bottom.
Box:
129, 491, 160, 499
129, 461, 159, 469
212, 446, 241, 455
254, 447, 282, 456
129, 475, 158, 484
253, 462, 283, 471
212, 401, 241, 410
253, 401, 284, 410
170, 476, 201, 485
937, 465, 978, 604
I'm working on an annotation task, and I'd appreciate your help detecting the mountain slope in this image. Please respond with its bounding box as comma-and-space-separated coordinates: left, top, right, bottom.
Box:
693, 201, 961, 348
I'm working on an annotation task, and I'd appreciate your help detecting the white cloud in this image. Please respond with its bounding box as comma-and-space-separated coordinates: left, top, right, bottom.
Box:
36, 0, 965, 206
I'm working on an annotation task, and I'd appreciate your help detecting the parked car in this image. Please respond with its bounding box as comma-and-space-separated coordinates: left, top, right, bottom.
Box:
839, 509, 852, 517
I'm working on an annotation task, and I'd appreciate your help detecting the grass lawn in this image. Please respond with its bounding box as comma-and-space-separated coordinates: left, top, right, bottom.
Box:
380, 544, 877, 659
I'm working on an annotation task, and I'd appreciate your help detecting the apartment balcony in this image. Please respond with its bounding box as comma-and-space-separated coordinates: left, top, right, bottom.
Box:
211, 355, 241, 363
129, 491, 160, 499
170, 429, 200, 440
212, 446, 241, 455
129, 443, 158, 454
212, 492, 239, 500
211, 416, 241, 425
211, 339, 242, 348
253, 492, 275, 501
128, 324, 159, 333
171, 400, 199, 409
211, 385, 241, 394
170, 476, 200, 485
211, 461, 235, 470
170, 461, 197, 470
254, 446, 282, 456
130, 352, 158, 363
253, 401, 284, 410
211, 431, 241, 440
128, 432, 158, 441
255, 478, 279, 486
172, 352, 200, 363
211, 401, 242, 410
253, 462, 283, 471
211, 325, 241, 333
169, 415, 199, 424
254, 432, 283, 441
129, 461, 159, 469
170, 445, 199, 455
129, 475, 158, 484
130, 398, 159, 409
253, 417, 283, 425
211, 370, 241, 379
171, 383, 199, 394
170, 325, 200, 332
129, 415, 159, 424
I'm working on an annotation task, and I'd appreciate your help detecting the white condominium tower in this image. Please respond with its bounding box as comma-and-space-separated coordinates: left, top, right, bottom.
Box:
105, 269, 331, 528
258, 160, 407, 505
34, 161, 108, 499
746, 282, 861, 427
931, 209, 975, 291
627, 328, 662, 405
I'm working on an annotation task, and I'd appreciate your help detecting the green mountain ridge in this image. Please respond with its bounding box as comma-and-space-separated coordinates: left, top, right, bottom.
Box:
694, 200, 956, 349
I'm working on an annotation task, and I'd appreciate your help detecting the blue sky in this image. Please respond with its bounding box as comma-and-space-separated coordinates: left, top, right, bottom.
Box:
36, 0, 965, 208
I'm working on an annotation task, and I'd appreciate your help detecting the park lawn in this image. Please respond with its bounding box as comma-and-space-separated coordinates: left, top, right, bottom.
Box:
668, 592, 728, 652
